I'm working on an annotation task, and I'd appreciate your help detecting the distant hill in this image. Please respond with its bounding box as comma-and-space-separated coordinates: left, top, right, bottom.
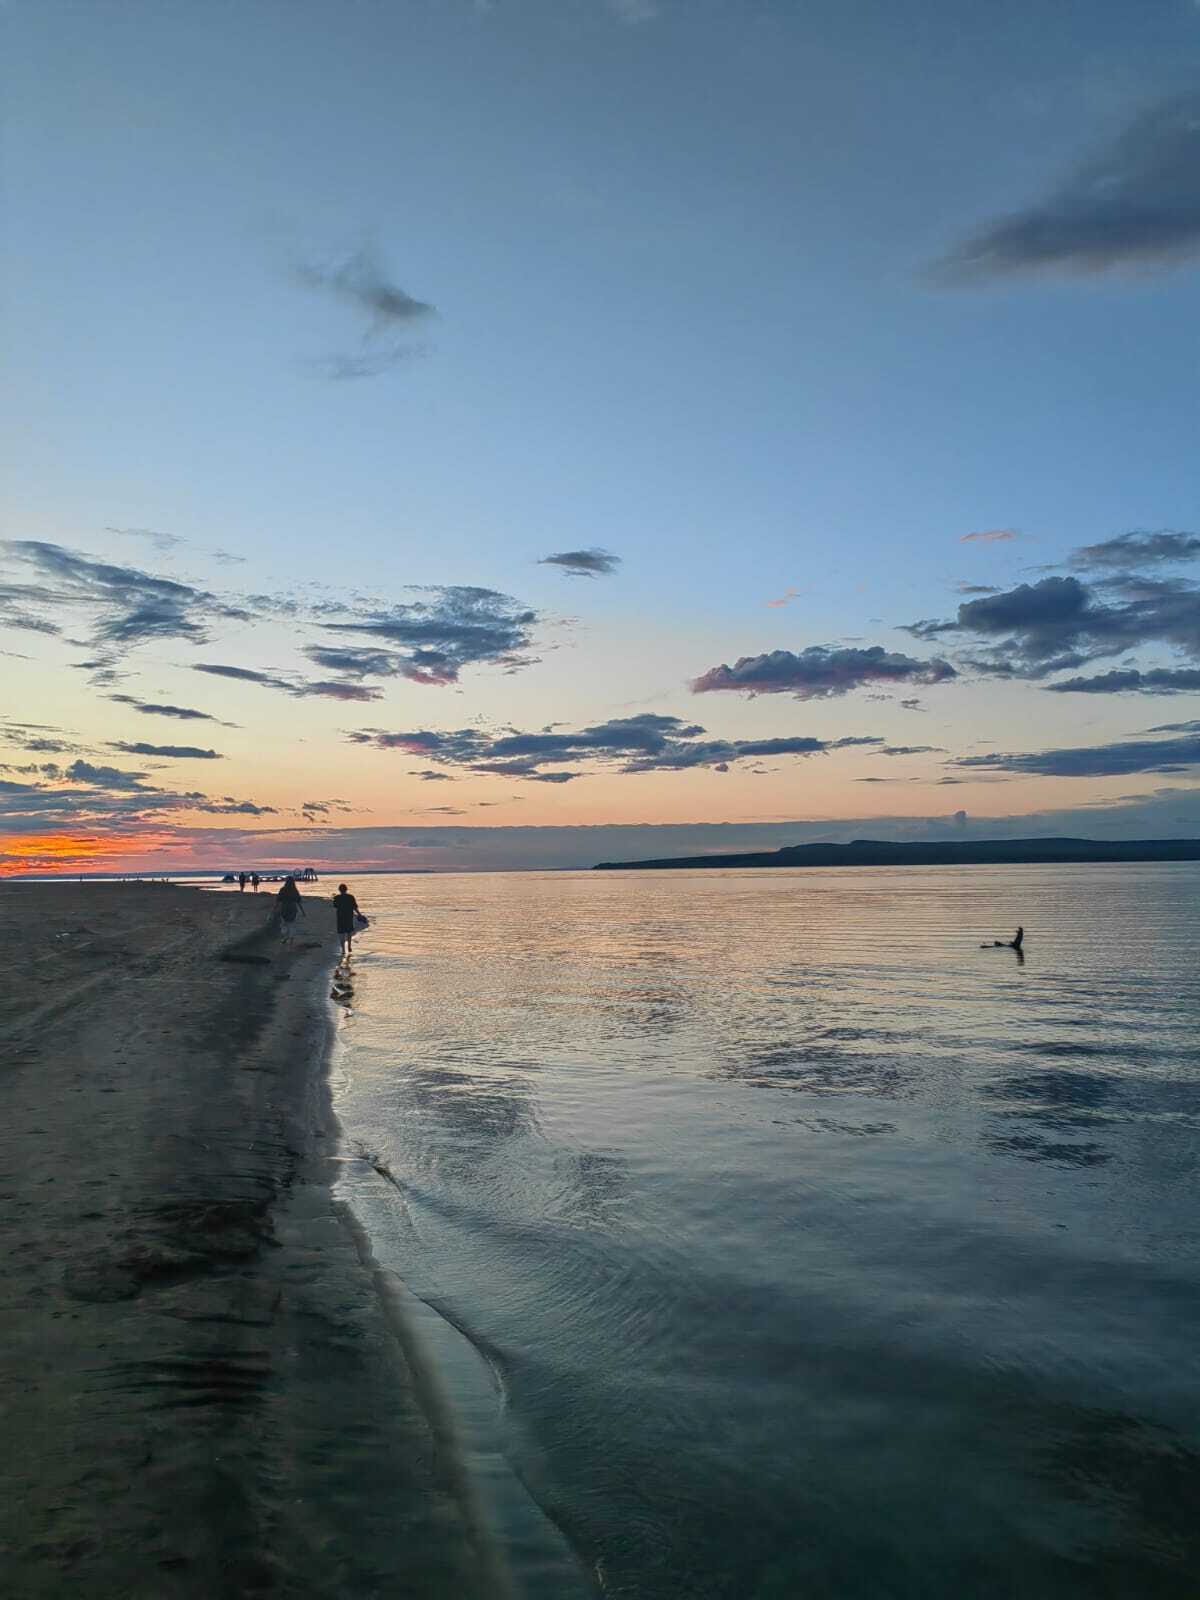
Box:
592, 837, 1200, 871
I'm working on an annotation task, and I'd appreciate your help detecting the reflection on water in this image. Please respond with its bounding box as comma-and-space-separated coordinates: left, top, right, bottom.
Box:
332, 865, 1200, 1598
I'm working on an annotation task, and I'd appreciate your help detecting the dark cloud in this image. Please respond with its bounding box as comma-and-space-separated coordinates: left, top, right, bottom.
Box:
1, 540, 247, 654
303, 645, 401, 679
108, 742, 222, 760
107, 694, 236, 725
348, 713, 887, 781
1070, 530, 1200, 570
297, 680, 382, 703
691, 645, 956, 700
538, 548, 622, 578
65, 760, 151, 791
880, 745, 943, 757
192, 662, 380, 702
907, 573, 1200, 677
934, 93, 1200, 282
1044, 667, 1200, 696
296, 248, 435, 380
321, 586, 538, 684
956, 583, 1000, 595
194, 797, 278, 816
957, 728, 1200, 779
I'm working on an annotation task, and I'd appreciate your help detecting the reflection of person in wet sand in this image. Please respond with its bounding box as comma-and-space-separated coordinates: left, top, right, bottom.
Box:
276, 876, 305, 944
332, 882, 360, 961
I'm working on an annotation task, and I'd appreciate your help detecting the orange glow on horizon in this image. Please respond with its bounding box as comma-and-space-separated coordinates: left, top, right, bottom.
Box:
0, 833, 160, 878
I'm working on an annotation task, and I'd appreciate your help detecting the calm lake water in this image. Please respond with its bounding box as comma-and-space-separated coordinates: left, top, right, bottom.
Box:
329, 865, 1200, 1598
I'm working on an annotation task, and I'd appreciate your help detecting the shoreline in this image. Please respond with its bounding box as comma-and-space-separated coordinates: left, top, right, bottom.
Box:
0, 883, 504, 1597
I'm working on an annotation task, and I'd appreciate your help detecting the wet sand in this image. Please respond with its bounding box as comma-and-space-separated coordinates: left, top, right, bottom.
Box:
0, 883, 502, 1598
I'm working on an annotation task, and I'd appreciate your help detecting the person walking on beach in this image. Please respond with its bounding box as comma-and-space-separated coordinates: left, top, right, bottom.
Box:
238, 872, 247, 892
251, 873, 260, 893
276, 876, 305, 944
332, 882, 360, 961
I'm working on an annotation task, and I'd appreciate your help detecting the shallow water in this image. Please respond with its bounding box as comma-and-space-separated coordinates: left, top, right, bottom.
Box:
329, 865, 1200, 1598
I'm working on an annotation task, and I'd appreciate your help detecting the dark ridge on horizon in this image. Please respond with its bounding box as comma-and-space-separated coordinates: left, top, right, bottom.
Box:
592, 837, 1200, 871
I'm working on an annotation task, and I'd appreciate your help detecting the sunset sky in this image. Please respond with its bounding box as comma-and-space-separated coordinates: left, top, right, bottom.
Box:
3, 0, 1199, 874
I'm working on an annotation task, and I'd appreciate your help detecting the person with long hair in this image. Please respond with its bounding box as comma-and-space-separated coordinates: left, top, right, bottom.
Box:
276, 876, 305, 944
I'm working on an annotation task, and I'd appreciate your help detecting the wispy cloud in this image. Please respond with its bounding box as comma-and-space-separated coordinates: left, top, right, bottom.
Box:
347, 714, 887, 781
107, 693, 238, 726
1, 540, 248, 656
956, 725, 1200, 779
538, 548, 622, 579
295, 247, 435, 380
933, 93, 1200, 283
106, 526, 182, 554
1043, 667, 1200, 696
108, 742, 223, 760
1069, 529, 1200, 570
766, 587, 802, 608
960, 529, 1018, 545
192, 663, 382, 703
320, 586, 538, 684
691, 645, 956, 700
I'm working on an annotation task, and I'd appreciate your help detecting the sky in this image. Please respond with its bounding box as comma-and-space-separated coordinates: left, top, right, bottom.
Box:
3, 0, 1200, 874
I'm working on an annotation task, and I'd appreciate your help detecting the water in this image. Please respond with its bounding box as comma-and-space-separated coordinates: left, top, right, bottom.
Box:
329, 865, 1200, 1598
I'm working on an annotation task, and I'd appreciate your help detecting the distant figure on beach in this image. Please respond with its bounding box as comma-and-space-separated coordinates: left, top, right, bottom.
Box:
251, 873, 260, 893
332, 882, 360, 960
276, 876, 305, 944
983, 926, 1024, 951
238, 872, 247, 892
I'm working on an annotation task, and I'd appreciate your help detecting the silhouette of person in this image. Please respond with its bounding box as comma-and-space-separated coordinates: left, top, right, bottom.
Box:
238, 872, 247, 892
332, 882, 360, 960
276, 876, 305, 944
1010, 926, 1024, 952
251, 873, 260, 893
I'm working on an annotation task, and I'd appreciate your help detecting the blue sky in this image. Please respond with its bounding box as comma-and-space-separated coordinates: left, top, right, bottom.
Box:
3, 0, 1199, 871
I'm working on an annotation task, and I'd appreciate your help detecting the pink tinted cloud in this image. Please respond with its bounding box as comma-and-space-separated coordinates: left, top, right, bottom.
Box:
960, 529, 1019, 544
766, 587, 802, 608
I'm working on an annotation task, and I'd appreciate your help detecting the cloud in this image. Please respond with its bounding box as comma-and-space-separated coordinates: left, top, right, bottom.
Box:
767, 588, 802, 608
956, 726, 1200, 778
960, 529, 1018, 544
347, 713, 888, 781
107, 694, 237, 725
106, 526, 182, 554
691, 645, 956, 700
956, 583, 1000, 595
320, 586, 538, 684
64, 760, 153, 791
295, 247, 435, 380
108, 742, 223, 760
934, 93, 1200, 282
1, 540, 248, 653
1044, 667, 1200, 696
907, 571, 1200, 677
191, 662, 381, 702
538, 548, 622, 579
1069, 529, 1200, 570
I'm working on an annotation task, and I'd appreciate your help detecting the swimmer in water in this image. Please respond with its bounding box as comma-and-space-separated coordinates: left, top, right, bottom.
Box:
982, 926, 1024, 950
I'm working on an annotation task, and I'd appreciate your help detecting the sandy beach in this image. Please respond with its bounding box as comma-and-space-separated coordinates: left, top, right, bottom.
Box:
0, 883, 502, 1598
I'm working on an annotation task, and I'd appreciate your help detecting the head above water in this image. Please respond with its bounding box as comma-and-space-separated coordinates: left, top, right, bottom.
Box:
338, 883, 348, 893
